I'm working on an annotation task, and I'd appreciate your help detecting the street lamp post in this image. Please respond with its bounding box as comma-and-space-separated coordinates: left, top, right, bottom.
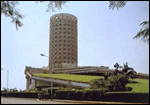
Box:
40, 53, 53, 101
1, 68, 9, 91
40, 54, 49, 58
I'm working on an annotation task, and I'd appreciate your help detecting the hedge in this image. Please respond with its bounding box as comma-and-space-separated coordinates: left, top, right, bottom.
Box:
1, 92, 39, 98
1, 90, 149, 103
55, 89, 107, 101
102, 92, 149, 103
55, 89, 149, 103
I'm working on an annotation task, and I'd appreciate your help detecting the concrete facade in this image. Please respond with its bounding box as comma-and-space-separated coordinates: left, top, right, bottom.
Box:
49, 13, 78, 71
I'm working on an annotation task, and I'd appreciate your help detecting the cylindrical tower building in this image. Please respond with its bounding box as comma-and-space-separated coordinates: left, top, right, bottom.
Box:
49, 13, 78, 71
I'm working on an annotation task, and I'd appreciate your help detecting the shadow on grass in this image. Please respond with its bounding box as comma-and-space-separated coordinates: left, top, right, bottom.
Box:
128, 80, 139, 84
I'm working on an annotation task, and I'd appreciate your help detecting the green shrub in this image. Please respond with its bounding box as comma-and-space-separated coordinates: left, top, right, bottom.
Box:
126, 87, 133, 91
90, 79, 107, 89
90, 74, 131, 92
60, 88, 72, 91
25, 88, 39, 92
55, 89, 107, 101
1, 92, 38, 98
42, 71, 47, 74
104, 72, 109, 80
109, 74, 129, 87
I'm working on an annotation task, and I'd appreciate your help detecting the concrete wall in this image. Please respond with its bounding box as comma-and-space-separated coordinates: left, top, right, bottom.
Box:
36, 80, 51, 87
29, 79, 35, 89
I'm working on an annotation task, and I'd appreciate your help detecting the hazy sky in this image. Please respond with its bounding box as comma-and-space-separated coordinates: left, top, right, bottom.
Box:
1, 1, 149, 90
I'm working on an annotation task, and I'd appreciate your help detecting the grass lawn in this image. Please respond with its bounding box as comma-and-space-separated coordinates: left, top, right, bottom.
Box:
33, 73, 149, 93
126, 79, 149, 93
33, 73, 104, 83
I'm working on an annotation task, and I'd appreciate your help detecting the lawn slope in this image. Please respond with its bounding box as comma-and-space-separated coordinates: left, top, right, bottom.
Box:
33, 73, 149, 93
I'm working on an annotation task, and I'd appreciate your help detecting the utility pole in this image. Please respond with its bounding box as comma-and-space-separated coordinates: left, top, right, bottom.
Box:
40, 54, 53, 101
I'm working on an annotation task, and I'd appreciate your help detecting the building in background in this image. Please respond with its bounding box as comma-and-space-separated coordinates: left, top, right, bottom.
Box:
49, 13, 78, 71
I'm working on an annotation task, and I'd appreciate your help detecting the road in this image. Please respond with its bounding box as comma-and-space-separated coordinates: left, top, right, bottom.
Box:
1, 97, 76, 104
1, 97, 147, 104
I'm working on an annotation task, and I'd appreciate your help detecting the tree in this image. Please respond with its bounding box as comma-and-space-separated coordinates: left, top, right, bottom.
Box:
2, 87, 8, 92
133, 21, 149, 44
1, 1, 68, 30
109, 1, 149, 44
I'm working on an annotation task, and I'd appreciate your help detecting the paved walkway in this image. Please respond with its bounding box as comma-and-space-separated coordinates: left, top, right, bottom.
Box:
53, 99, 148, 104
1, 97, 148, 104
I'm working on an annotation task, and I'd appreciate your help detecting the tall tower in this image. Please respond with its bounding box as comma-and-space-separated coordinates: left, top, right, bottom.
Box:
49, 13, 78, 72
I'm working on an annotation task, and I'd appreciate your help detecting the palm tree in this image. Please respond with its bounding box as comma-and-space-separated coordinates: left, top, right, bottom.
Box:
113, 62, 137, 78
133, 21, 149, 44
109, 1, 149, 44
